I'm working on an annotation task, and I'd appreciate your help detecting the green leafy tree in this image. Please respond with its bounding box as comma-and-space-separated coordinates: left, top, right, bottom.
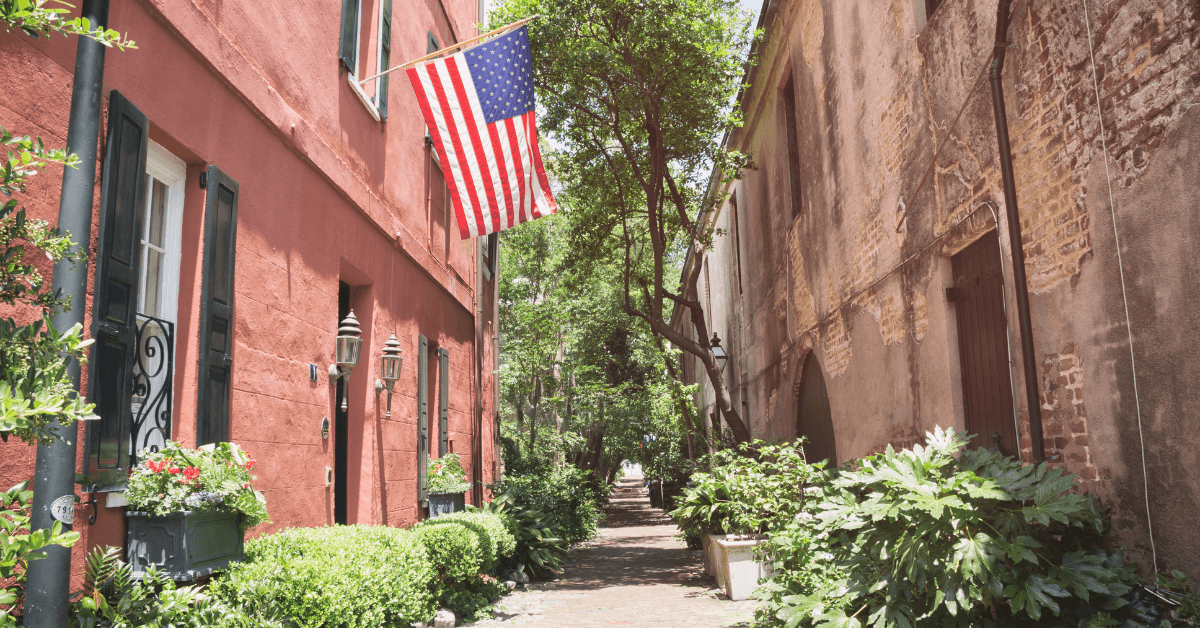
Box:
0, 0, 135, 443
492, 0, 756, 442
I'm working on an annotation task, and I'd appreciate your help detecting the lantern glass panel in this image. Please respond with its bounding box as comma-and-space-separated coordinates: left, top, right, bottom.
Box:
380, 355, 402, 382
336, 336, 361, 368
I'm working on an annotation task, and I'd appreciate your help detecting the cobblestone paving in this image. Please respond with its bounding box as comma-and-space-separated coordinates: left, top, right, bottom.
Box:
471, 477, 758, 628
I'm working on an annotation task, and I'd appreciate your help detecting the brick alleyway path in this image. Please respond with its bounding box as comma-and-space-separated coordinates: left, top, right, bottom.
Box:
472, 476, 758, 628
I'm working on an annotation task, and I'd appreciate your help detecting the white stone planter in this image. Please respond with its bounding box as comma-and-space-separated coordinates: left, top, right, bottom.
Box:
712, 535, 771, 601
701, 533, 718, 576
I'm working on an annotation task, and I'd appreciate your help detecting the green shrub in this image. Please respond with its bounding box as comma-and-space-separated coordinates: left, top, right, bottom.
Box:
211, 525, 435, 628
420, 511, 516, 573
473, 490, 568, 580
492, 466, 602, 543
69, 546, 278, 628
411, 518, 510, 622
757, 427, 1140, 628
412, 522, 483, 583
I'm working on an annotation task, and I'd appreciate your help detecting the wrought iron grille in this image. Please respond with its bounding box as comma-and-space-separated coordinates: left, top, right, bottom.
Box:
130, 313, 174, 467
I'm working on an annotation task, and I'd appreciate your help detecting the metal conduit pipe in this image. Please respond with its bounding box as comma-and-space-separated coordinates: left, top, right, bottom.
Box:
24, 0, 110, 623
989, 0, 1046, 462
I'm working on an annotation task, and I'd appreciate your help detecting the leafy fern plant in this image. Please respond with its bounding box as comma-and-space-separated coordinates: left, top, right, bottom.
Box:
764, 427, 1138, 628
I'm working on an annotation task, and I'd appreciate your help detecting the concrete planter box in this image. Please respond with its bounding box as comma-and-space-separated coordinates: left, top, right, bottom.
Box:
427, 492, 466, 519
712, 535, 771, 601
125, 510, 243, 581
701, 532, 718, 576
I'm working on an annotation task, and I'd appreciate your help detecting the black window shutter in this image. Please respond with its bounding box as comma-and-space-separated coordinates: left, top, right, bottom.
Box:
87, 90, 149, 480
338, 0, 358, 72
417, 334, 430, 500
378, 0, 392, 120
196, 166, 239, 445
438, 347, 449, 456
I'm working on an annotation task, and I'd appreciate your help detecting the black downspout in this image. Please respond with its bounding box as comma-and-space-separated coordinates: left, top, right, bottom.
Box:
24, 0, 109, 623
989, 0, 1045, 462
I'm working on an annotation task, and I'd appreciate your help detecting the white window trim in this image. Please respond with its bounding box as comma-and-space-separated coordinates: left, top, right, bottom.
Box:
142, 140, 186, 328
345, 0, 387, 122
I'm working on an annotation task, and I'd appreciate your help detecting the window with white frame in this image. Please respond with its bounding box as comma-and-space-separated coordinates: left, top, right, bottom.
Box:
130, 141, 186, 457
339, 0, 393, 121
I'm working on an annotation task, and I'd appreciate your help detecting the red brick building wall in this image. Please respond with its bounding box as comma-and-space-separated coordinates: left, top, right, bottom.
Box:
0, 0, 498, 585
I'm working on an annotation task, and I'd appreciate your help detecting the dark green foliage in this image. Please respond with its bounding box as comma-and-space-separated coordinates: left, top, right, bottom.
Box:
474, 489, 569, 580
210, 525, 435, 628
417, 511, 515, 574
1159, 570, 1200, 627
671, 439, 822, 538
411, 513, 514, 622
68, 546, 276, 628
412, 523, 483, 583
495, 465, 602, 544
757, 427, 1141, 628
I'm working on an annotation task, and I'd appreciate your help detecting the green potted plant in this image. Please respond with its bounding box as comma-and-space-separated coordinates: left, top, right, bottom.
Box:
123, 441, 268, 581
425, 453, 470, 518
671, 440, 821, 600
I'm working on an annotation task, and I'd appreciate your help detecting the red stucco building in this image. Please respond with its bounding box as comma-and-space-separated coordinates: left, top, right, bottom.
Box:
0, 0, 499, 580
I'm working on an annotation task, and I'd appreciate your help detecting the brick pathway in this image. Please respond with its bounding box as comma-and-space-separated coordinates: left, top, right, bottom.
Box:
472, 477, 758, 627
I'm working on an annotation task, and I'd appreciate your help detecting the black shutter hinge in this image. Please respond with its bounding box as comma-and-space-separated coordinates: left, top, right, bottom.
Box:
199, 171, 207, 189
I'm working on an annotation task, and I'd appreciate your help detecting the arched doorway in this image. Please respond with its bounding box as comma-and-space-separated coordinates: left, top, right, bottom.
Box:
796, 352, 836, 466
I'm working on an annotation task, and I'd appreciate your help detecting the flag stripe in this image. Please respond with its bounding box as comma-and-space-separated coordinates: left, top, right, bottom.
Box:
510, 113, 538, 219
408, 66, 475, 239
431, 60, 488, 237
528, 112, 557, 217
501, 117, 528, 226
444, 56, 503, 234
487, 122, 515, 230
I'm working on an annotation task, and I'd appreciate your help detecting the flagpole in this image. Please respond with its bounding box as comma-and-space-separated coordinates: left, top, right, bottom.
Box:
358, 15, 540, 85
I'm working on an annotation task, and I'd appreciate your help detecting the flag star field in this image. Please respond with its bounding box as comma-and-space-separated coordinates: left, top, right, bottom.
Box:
465, 27, 536, 124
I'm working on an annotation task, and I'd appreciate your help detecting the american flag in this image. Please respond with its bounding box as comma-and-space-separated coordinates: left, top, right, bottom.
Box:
407, 25, 556, 240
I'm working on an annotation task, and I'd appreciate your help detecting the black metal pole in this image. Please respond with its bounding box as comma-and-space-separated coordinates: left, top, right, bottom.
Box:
24, 0, 109, 623
989, 0, 1045, 462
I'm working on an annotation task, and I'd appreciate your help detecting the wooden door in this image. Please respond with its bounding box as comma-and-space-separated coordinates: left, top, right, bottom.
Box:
949, 234, 1018, 455
796, 353, 836, 466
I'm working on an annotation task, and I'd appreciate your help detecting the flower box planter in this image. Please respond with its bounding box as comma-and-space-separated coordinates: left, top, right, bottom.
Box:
125, 510, 243, 581
426, 492, 466, 519
711, 535, 771, 601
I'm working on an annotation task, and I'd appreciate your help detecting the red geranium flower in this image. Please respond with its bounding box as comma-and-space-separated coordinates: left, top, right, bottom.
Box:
182, 467, 200, 480
244, 459, 256, 470
147, 460, 164, 473
167, 466, 181, 475
243, 483, 251, 489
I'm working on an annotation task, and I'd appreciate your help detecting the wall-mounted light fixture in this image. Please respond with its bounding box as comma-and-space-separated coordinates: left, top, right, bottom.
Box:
329, 310, 362, 411
374, 333, 403, 419
710, 333, 728, 372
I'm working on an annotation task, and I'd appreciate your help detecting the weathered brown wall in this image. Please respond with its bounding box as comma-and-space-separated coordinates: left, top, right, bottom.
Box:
683, 0, 1200, 576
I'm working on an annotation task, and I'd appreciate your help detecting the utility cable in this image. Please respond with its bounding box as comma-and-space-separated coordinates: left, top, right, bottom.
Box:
1081, 0, 1156, 573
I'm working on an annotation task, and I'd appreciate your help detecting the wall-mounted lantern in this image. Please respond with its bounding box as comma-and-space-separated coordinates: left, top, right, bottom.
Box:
329, 310, 362, 411
374, 333, 403, 419
710, 333, 728, 372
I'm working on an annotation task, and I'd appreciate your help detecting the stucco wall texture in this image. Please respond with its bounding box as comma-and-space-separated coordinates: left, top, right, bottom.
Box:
683, 0, 1200, 576
0, 0, 498, 586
